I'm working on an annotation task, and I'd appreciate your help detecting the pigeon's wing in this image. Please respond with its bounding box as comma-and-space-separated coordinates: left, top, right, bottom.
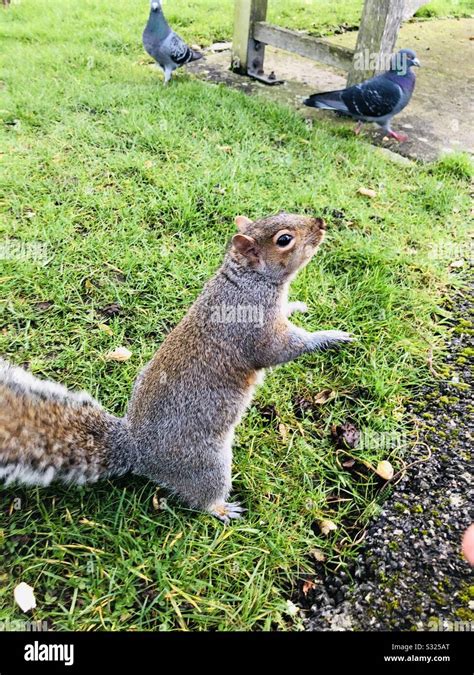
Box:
168, 33, 194, 66
341, 76, 403, 119
304, 90, 349, 113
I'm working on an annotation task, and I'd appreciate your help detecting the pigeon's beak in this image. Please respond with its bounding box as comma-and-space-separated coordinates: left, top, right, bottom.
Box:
151, 2, 159, 10
412, 58, 421, 67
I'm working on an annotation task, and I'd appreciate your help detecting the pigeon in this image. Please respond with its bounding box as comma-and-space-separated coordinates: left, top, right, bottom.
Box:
304, 48, 420, 142
142, 0, 203, 84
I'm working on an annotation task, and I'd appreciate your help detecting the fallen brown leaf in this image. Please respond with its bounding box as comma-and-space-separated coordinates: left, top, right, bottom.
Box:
342, 458, 356, 468
278, 423, 288, 441
319, 520, 337, 535
375, 460, 394, 481
331, 422, 360, 449
302, 580, 317, 595
313, 389, 335, 405
105, 346, 132, 362
98, 323, 113, 336
357, 187, 377, 198
310, 548, 326, 562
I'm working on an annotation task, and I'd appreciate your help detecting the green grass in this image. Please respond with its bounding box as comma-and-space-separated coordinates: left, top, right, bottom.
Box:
109, 0, 474, 45
0, 0, 472, 631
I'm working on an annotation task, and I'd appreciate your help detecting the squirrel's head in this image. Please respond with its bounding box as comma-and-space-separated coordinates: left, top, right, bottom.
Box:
230, 212, 326, 282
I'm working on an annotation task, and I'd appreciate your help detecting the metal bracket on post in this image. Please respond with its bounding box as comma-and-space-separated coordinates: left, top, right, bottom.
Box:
232, 0, 284, 85
248, 40, 284, 85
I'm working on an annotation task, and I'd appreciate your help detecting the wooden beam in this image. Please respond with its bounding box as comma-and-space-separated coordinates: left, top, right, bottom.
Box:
231, 0, 268, 74
253, 22, 354, 72
347, 0, 405, 85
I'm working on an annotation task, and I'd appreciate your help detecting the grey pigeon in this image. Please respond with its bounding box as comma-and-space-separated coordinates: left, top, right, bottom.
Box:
304, 48, 420, 142
142, 1, 203, 84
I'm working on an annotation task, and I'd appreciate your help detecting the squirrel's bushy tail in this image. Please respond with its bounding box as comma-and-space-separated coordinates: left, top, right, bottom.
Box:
0, 360, 133, 487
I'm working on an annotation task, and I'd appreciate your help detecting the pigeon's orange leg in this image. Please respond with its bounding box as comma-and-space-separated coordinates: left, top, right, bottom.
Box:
386, 129, 408, 143
354, 121, 363, 135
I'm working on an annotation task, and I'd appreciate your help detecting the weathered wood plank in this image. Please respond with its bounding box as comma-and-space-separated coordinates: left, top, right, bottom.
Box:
231, 0, 268, 74
347, 0, 405, 85
253, 22, 355, 71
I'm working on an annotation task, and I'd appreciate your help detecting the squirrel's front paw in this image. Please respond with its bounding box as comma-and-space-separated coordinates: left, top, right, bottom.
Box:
311, 330, 356, 350
209, 501, 245, 524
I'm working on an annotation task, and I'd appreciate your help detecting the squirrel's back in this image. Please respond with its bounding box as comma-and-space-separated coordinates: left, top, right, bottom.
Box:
0, 359, 133, 486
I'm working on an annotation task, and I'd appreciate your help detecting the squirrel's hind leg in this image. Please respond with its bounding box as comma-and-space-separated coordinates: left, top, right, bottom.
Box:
208, 501, 245, 524
154, 437, 243, 522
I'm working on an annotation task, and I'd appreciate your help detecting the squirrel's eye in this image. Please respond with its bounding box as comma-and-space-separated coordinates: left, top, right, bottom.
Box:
276, 234, 293, 248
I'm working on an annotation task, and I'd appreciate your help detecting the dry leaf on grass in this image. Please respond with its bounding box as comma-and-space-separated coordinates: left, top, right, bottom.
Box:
278, 423, 288, 441
14, 582, 36, 612
98, 323, 114, 336
357, 187, 377, 198
342, 458, 356, 468
313, 389, 335, 405
331, 422, 360, 449
302, 580, 317, 595
375, 460, 394, 481
311, 548, 326, 562
319, 520, 337, 535
105, 347, 132, 362
79, 518, 98, 527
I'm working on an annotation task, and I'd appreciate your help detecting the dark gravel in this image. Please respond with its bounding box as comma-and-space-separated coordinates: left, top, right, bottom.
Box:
304, 276, 473, 631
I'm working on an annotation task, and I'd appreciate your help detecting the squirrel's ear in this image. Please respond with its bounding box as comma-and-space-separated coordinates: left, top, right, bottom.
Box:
235, 215, 253, 232
232, 234, 260, 261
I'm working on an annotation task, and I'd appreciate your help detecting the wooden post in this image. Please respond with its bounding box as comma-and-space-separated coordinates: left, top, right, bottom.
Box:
2, 0, 12, 6
231, 0, 268, 76
347, 0, 405, 85
403, 0, 429, 20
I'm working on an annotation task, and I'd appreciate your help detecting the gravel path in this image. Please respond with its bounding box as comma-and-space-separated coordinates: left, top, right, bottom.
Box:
304, 277, 473, 631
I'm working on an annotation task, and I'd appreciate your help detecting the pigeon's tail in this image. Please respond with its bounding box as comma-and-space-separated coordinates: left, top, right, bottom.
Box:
190, 50, 203, 62
303, 91, 349, 113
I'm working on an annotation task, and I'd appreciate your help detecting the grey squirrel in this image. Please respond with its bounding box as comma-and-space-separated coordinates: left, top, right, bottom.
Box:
0, 213, 354, 522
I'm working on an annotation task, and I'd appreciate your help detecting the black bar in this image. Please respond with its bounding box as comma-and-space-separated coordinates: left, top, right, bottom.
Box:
0, 630, 470, 673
